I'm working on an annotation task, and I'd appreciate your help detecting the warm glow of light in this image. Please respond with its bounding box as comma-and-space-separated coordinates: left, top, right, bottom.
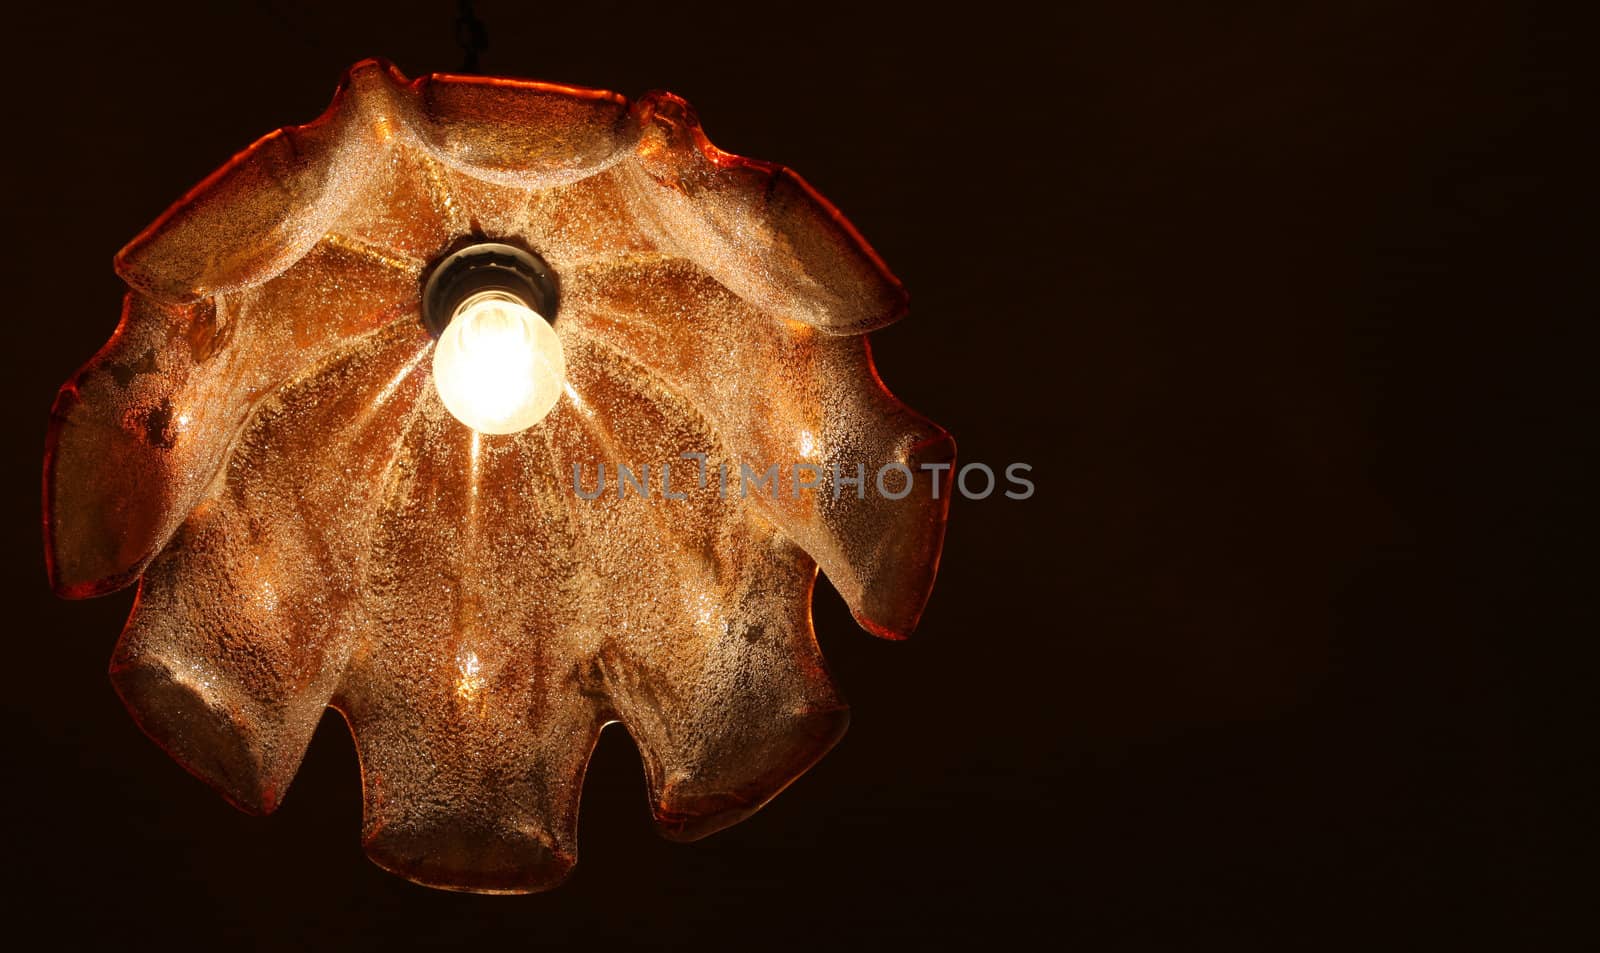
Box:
456, 650, 485, 701
432, 291, 565, 434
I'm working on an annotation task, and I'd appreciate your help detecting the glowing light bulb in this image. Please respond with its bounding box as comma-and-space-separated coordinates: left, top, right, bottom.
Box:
432, 291, 566, 434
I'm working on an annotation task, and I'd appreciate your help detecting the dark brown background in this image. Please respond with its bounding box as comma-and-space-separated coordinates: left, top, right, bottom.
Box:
0, 0, 1582, 948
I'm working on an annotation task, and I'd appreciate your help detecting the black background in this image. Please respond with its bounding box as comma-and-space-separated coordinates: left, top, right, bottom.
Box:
0, 1, 1583, 948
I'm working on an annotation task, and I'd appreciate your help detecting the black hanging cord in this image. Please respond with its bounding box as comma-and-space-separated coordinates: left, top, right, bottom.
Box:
456, 0, 489, 73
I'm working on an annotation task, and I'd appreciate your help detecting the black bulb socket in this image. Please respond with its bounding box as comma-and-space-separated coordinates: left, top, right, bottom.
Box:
420, 241, 559, 339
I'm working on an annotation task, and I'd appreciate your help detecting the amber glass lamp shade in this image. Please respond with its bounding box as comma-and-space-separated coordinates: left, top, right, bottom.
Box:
44, 60, 954, 893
